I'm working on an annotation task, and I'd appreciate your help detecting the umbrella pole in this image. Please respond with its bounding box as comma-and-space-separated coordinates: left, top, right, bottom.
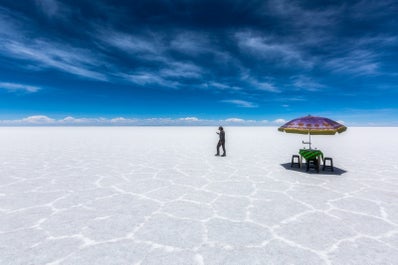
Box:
309, 132, 311, 149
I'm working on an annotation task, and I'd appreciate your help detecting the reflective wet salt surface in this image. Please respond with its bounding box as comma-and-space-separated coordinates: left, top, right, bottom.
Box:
0, 127, 397, 264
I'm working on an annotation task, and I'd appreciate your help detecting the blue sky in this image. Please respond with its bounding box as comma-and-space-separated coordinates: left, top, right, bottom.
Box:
0, 0, 397, 126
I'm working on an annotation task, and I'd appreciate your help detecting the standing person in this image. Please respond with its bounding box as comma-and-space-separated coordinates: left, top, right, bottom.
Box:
215, 126, 226, 157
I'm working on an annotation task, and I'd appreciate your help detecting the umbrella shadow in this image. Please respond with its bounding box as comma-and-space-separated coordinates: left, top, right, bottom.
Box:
280, 163, 347, 175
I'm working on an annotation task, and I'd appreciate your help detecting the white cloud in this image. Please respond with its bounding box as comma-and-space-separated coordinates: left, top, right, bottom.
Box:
0, 116, 285, 126
111, 117, 135, 123
273, 118, 287, 124
221, 118, 270, 125
60, 116, 96, 124
22, 115, 55, 124
221, 99, 258, 108
61, 116, 79, 122
0, 82, 41, 93
179, 117, 199, 121
225, 118, 245, 122
58, 116, 139, 125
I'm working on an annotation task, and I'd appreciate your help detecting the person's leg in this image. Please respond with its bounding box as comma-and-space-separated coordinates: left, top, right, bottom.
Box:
221, 142, 226, 156
215, 141, 221, 155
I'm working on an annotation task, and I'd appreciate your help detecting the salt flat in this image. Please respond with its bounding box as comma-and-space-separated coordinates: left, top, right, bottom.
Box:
0, 127, 397, 265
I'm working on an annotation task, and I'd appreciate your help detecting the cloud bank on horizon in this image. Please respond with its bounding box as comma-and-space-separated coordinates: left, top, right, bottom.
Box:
0, 115, 285, 126
0, 0, 397, 125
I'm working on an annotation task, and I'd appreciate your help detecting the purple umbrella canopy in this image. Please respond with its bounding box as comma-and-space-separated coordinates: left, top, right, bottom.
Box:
278, 115, 347, 149
278, 115, 347, 135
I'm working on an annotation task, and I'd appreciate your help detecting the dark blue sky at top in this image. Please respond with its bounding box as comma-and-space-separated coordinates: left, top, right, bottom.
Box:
0, 0, 397, 125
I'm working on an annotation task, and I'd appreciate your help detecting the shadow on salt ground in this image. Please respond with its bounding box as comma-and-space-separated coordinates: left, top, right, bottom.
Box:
280, 163, 347, 175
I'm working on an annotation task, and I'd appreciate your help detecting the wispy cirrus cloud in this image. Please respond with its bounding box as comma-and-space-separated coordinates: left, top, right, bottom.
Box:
0, 8, 107, 80
95, 28, 163, 57
325, 50, 379, 76
207, 82, 241, 91
266, 0, 340, 29
235, 31, 313, 68
93, 26, 208, 85
170, 32, 212, 56
221, 99, 258, 108
160, 62, 203, 79
0, 82, 41, 93
291, 75, 325, 91
118, 72, 179, 88
35, 0, 61, 18
241, 73, 280, 93
2, 40, 107, 81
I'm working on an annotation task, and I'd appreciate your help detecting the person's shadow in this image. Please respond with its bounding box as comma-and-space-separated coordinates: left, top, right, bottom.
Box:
280, 162, 347, 175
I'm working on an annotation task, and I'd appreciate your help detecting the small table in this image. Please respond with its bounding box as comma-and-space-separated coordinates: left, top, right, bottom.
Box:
299, 149, 324, 172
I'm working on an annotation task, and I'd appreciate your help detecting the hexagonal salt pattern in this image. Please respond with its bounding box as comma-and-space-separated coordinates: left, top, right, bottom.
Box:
1, 127, 398, 264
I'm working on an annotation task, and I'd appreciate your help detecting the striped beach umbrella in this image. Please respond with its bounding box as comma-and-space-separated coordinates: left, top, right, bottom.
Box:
278, 115, 347, 149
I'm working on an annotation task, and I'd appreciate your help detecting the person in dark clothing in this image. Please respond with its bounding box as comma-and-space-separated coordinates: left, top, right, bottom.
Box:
215, 126, 226, 157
